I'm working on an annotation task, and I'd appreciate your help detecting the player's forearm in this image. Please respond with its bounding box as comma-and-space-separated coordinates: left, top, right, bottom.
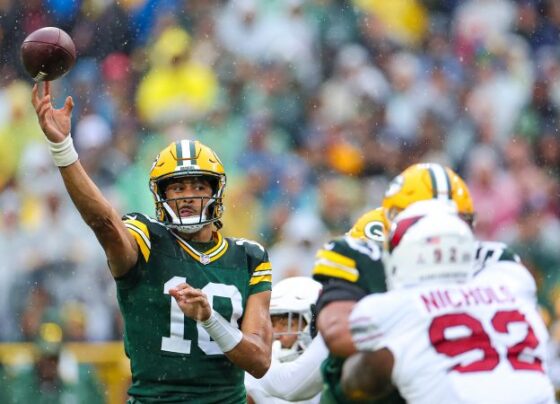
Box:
342, 350, 395, 400
261, 335, 327, 400
60, 162, 115, 225
226, 334, 271, 378
318, 301, 357, 357
59, 162, 137, 275
341, 353, 378, 400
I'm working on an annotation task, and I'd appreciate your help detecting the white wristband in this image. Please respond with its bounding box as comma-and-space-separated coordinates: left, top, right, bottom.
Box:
47, 135, 79, 167
200, 310, 243, 353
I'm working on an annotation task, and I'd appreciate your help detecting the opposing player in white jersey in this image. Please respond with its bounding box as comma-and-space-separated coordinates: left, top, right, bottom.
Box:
382, 163, 522, 273
342, 202, 555, 404
246, 277, 328, 404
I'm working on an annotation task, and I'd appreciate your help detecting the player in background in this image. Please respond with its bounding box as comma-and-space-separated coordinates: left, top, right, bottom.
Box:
312, 164, 487, 403
342, 202, 555, 403
382, 163, 521, 270
31, 82, 272, 403
246, 277, 327, 404
313, 207, 405, 404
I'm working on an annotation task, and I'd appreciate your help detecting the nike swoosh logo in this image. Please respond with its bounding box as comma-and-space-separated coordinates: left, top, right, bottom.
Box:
324, 242, 335, 250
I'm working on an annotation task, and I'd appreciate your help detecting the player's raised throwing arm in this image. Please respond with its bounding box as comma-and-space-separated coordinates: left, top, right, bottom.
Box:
31, 82, 138, 278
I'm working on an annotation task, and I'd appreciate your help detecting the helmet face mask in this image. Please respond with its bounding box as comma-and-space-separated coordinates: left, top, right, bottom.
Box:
156, 191, 222, 233
269, 277, 322, 362
149, 140, 226, 233
271, 312, 310, 362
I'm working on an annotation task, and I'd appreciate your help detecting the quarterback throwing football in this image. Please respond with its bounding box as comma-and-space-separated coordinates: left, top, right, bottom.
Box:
31, 82, 272, 403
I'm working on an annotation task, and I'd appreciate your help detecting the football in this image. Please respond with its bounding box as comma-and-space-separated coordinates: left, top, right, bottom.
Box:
20, 27, 76, 82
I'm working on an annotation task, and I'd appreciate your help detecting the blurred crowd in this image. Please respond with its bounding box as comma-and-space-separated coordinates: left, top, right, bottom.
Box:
1, 0, 560, 383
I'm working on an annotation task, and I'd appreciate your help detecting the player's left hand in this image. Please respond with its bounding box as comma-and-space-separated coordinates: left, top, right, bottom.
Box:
169, 283, 212, 322
31, 82, 74, 143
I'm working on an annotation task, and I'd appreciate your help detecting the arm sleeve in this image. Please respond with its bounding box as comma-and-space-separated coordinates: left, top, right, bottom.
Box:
259, 335, 329, 401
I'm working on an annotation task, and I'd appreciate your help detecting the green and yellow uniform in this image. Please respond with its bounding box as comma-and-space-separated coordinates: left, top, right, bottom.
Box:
313, 235, 405, 404
119, 213, 271, 403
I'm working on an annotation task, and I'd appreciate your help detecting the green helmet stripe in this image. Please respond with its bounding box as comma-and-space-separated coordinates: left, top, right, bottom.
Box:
443, 169, 452, 199
189, 141, 197, 167
428, 167, 438, 199
175, 141, 183, 163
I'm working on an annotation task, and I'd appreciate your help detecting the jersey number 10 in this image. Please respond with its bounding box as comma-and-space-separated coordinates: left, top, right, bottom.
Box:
161, 276, 243, 355
429, 310, 543, 373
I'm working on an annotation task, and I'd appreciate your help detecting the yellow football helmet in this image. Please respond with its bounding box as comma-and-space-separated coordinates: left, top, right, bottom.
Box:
149, 140, 226, 233
347, 207, 388, 245
382, 163, 475, 226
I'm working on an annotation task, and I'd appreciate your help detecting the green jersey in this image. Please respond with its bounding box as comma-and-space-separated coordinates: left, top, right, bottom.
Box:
312, 236, 405, 404
117, 213, 272, 403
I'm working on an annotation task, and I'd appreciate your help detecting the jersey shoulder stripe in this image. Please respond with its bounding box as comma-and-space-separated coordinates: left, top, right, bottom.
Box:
314, 248, 359, 283
249, 262, 272, 285
229, 238, 272, 289
123, 214, 153, 262
313, 237, 381, 284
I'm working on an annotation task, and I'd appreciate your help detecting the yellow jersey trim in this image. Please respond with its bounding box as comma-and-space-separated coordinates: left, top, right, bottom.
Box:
254, 262, 272, 272
313, 263, 359, 283
316, 250, 356, 269
124, 220, 151, 262
172, 231, 229, 265
249, 274, 272, 286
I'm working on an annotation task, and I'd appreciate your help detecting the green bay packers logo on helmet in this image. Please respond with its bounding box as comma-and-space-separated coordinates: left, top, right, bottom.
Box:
149, 140, 226, 233
347, 207, 388, 246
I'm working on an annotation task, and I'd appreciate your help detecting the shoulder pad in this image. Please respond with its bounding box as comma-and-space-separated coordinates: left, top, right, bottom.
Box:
231, 237, 267, 260
313, 236, 382, 283
475, 241, 521, 274
122, 213, 164, 262
231, 238, 271, 282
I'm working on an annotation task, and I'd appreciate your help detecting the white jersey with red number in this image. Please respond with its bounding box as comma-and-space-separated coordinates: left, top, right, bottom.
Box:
349, 261, 555, 404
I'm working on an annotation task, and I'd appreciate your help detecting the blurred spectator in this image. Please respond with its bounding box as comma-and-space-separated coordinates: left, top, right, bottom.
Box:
5, 322, 105, 404
136, 25, 218, 126
353, 0, 428, 46
268, 210, 327, 282
498, 201, 560, 314
466, 145, 522, 239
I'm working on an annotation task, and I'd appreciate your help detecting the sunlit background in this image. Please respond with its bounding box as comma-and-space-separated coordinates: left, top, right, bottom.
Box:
1, 0, 560, 401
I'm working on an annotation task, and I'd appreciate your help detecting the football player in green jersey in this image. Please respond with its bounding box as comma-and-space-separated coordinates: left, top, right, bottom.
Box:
31, 82, 272, 403
313, 208, 405, 404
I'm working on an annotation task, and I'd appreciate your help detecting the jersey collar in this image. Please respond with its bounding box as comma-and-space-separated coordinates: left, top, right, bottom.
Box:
172, 231, 229, 265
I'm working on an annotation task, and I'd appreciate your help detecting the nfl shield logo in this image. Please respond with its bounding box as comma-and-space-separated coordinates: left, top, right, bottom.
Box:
200, 254, 211, 265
